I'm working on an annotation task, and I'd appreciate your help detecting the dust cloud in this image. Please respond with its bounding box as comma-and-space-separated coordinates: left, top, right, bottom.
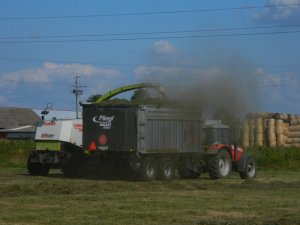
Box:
137, 54, 262, 120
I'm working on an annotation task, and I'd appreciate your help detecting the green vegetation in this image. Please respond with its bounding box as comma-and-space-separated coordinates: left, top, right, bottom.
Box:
248, 146, 300, 171
0, 168, 299, 225
0, 140, 34, 167
1, 140, 300, 171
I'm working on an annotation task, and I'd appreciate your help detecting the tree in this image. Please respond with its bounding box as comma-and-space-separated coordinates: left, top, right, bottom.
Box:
87, 94, 102, 103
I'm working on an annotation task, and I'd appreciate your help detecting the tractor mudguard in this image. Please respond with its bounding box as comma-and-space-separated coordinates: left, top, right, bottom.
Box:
237, 154, 252, 172
205, 144, 230, 155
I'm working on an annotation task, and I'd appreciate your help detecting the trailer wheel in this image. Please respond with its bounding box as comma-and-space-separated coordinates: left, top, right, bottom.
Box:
27, 161, 49, 176
239, 157, 257, 179
140, 157, 157, 181
208, 149, 232, 179
158, 158, 175, 181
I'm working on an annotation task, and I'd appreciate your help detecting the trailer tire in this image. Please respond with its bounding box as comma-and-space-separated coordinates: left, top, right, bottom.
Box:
208, 149, 232, 179
27, 161, 49, 176
158, 158, 175, 181
239, 157, 256, 179
140, 157, 157, 181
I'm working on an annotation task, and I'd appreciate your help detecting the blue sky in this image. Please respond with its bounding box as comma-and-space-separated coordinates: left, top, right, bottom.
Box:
0, 0, 300, 115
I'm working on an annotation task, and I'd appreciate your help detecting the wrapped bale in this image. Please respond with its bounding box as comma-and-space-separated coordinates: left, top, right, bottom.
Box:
286, 138, 293, 144
255, 117, 264, 146
242, 119, 250, 147
291, 119, 298, 125
293, 137, 300, 143
276, 113, 288, 121
267, 118, 276, 147
275, 119, 286, 147
249, 118, 255, 147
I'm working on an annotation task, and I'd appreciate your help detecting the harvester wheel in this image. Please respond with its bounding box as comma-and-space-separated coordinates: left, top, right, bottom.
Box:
158, 158, 175, 181
208, 149, 232, 179
140, 157, 157, 181
239, 157, 257, 179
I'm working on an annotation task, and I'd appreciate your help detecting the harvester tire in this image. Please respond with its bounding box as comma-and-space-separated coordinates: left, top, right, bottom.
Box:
208, 149, 232, 179
140, 157, 157, 181
158, 158, 175, 181
239, 157, 257, 179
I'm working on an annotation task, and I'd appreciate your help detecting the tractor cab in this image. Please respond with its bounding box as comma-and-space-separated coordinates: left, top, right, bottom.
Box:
202, 120, 230, 146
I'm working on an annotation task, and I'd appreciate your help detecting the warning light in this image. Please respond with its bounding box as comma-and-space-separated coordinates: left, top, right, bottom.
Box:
89, 141, 97, 151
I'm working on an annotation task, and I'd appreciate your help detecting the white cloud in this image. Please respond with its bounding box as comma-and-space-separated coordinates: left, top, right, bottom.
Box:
134, 64, 220, 81
42, 62, 120, 77
134, 65, 183, 78
152, 40, 178, 55
252, 0, 300, 23
0, 62, 121, 85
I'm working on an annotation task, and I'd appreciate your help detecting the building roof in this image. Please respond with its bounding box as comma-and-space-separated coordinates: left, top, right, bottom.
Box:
0, 107, 41, 130
0, 125, 36, 133
33, 109, 79, 120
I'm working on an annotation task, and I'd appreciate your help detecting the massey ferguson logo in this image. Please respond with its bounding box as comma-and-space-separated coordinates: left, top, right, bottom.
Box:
93, 115, 114, 129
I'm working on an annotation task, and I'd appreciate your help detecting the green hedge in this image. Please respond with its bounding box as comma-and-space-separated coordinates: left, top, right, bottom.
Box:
0, 140, 34, 167
247, 146, 300, 171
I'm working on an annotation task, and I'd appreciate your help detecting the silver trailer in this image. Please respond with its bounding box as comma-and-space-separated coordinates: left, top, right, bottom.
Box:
83, 104, 206, 180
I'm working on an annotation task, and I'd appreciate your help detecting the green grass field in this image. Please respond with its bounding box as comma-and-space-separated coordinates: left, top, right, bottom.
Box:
0, 168, 299, 225
1, 141, 300, 224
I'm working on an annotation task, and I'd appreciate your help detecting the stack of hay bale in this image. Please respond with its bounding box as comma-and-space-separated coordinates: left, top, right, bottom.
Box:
286, 115, 300, 147
242, 113, 295, 148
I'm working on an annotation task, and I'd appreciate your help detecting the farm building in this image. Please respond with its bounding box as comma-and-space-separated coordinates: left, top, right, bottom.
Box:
0, 107, 41, 139
0, 107, 78, 139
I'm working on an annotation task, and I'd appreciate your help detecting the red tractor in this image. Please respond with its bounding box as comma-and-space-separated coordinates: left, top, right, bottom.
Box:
200, 120, 256, 179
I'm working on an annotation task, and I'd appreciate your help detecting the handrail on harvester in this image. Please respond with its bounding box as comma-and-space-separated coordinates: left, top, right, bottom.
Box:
94, 83, 166, 104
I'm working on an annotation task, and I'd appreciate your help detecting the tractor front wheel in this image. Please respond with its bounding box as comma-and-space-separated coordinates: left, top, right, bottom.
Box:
239, 157, 257, 179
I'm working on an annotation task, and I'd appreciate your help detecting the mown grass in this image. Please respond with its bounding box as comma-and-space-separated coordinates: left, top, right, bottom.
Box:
0, 168, 299, 225
0, 141, 300, 224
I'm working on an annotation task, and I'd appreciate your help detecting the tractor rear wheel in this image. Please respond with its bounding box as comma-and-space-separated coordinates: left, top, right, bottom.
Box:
239, 157, 257, 179
208, 149, 232, 179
